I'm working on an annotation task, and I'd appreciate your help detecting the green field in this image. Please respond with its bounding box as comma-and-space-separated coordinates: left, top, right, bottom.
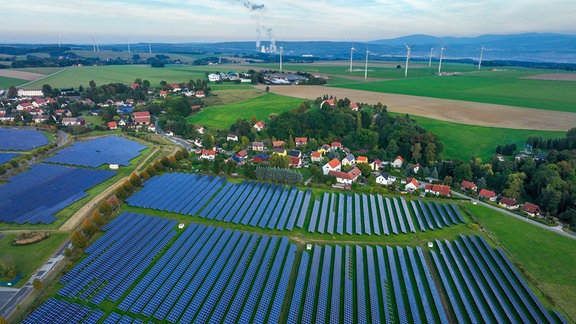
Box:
336, 71, 576, 112
0, 76, 26, 88
188, 93, 306, 129
24, 65, 210, 89
407, 115, 564, 161
466, 203, 576, 321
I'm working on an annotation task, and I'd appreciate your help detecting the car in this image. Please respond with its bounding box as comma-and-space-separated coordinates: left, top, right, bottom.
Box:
472, 200, 478, 205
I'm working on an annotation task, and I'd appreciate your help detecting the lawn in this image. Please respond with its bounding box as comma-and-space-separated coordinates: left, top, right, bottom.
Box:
336, 71, 576, 112
24, 65, 210, 89
465, 203, 576, 322
188, 93, 306, 129
0, 232, 70, 288
406, 115, 565, 161
0, 76, 26, 88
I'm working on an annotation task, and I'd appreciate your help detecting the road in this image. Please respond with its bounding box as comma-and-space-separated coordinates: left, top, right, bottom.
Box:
154, 117, 192, 152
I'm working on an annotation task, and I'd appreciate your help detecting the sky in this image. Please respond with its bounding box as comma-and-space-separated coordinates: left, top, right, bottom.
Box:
2, 0, 575, 44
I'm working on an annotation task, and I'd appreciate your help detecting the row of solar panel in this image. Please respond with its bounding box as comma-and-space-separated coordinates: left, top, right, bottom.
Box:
288, 243, 446, 323
307, 193, 464, 235
432, 235, 560, 324
45, 135, 146, 167
22, 298, 104, 324
126, 173, 225, 215
0, 128, 49, 151
0, 164, 116, 224
116, 223, 296, 323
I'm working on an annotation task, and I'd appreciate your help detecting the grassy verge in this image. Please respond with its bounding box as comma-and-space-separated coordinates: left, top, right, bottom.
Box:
464, 203, 576, 322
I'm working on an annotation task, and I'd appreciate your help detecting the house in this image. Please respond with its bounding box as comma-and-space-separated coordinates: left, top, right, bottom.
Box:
254, 121, 266, 131
273, 147, 286, 156
370, 159, 382, 171
533, 152, 547, 162
17, 88, 43, 97
356, 156, 368, 164
392, 156, 404, 168
295, 137, 308, 147
425, 184, 451, 197
515, 153, 531, 161
169, 83, 182, 91
290, 156, 302, 168
499, 197, 519, 210
329, 167, 361, 185
200, 149, 216, 160
133, 111, 151, 125
496, 154, 505, 162
108, 121, 117, 130
323, 158, 341, 175
376, 172, 396, 186
320, 98, 335, 109
289, 150, 302, 158
61, 117, 85, 126
194, 125, 206, 134
405, 178, 420, 192
460, 180, 477, 192
194, 90, 206, 98
318, 144, 331, 154
331, 142, 343, 150
227, 134, 239, 141
413, 163, 420, 174
160, 90, 167, 98
252, 141, 265, 151
236, 149, 248, 159
272, 140, 285, 148
311, 151, 323, 163
16, 102, 33, 111
32, 98, 48, 108
479, 189, 497, 201
342, 154, 356, 166
253, 153, 269, 163
522, 202, 542, 217
208, 73, 221, 82
349, 102, 359, 111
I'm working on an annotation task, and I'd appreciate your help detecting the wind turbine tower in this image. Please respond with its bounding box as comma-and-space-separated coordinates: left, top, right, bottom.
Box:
349, 47, 355, 72
404, 44, 413, 78
428, 47, 434, 67
478, 46, 487, 70
364, 49, 369, 81
127, 39, 131, 53
57, 35, 62, 48
148, 41, 152, 54
438, 46, 446, 75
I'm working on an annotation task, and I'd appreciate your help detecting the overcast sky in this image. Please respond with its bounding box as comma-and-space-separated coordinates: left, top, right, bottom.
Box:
3, 0, 575, 44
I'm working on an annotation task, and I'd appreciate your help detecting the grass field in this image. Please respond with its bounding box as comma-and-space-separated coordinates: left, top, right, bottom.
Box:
406, 115, 565, 161
24, 65, 210, 89
0, 76, 26, 88
465, 203, 576, 322
188, 93, 306, 129
0, 232, 69, 288
336, 71, 576, 112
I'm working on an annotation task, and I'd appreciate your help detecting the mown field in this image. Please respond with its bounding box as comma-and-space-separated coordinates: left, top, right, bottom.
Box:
466, 203, 576, 322
0, 76, 26, 88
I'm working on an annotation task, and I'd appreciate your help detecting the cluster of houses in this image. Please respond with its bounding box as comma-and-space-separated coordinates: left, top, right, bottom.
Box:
207, 72, 252, 83
460, 180, 543, 217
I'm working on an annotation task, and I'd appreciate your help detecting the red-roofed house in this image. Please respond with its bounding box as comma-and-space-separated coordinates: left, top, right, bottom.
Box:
349, 102, 359, 111
295, 137, 308, 147
108, 121, 117, 130
133, 111, 151, 125
323, 158, 341, 175
329, 167, 361, 184
290, 156, 302, 168
254, 121, 266, 131
356, 156, 368, 164
194, 90, 205, 98
460, 180, 478, 192
320, 98, 335, 109
522, 202, 542, 217
499, 197, 519, 210
370, 159, 382, 171
252, 141, 265, 151
311, 151, 323, 163
425, 184, 451, 197
404, 178, 420, 192
17, 102, 33, 111
479, 189, 497, 201
201, 149, 216, 160
272, 140, 285, 148
160, 90, 167, 98
392, 156, 404, 168
331, 142, 342, 150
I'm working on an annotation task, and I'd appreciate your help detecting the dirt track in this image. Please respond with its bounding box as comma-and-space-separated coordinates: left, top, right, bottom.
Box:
262, 85, 576, 131
0, 70, 46, 81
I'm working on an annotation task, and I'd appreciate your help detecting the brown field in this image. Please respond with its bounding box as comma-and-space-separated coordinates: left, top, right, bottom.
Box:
262, 85, 576, 131
0, 69, 46, 81
522, 73, 576, 81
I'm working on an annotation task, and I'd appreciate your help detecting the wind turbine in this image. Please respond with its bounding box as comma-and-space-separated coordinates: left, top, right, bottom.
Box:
349, 46, 356, 72
438, 45, 446, 75
89, 34, 97, 52
428, 47, 434, 67
478, 46, 488, 70
148, 40, 152, 54
404, 44, 414, 78
126, 39, 131, 53
364, 49, 370, 81
57, 35, 62, 48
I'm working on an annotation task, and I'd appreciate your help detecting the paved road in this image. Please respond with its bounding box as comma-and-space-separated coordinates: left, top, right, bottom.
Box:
154, 117, 192, 152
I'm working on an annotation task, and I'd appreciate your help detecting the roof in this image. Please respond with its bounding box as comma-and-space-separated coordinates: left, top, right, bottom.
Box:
500, 197, 518, 206
329, 167, 361, 180
254, 121, 265, 128
290, 156, 301, 164
345, 154, 355, 161
202, 149, 216, 155
272, 140, 285, 147
406, 178, 419, 187
331, 141, 342, 148
133, 111, 150, 118
252, 141, 264, 147
522, 202, 541, 213
394, 156, 404, 162
461, 180, 477, 189
356, 156, 368, 163
327, 158, 341, 168
311, 151, 322, 157
236, 149, 248, 157
479, 188, 497, 198
295, 137, 307, 143
428, 184, 451, 196
108, 121, 117, 127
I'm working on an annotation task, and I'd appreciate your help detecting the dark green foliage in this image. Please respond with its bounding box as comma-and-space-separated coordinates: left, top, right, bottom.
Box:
255, 166, 303, 184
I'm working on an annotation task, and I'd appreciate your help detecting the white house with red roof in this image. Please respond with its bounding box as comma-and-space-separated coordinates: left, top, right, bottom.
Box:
133, 111, 151, 125
16, 102, 34, 111
331, 142, 343, 150
254, 121, 266, 131
227, 134, 239, 141
329, 167, 361, 185
356, 156, 368, 164
392, 156, 404, 168
194, 90, 206, 98
460, 180, 478, 192
320, 98, 335, 109
108, 121, 118, 130
342, 153, 356, 166
522, 202, 542, 217
323, 158, 341, 175
479, 188, 497, 201
404, 178, 420, 192
290, 156, 302, 168
200, 149, 216, 160
370, 159, 382, 171
252, 141, 265, 151
349, 102, 359, 111
295, 137, 308, 147
311, 151, 323, 163
499, 197, 519, 210
425, 184, 451, 197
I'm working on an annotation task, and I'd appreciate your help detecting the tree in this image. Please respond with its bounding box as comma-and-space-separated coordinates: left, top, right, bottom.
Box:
269, 153, 290, 169
32, 278, 44, 291
7, 86, 18, 98
201, 133, 215, 149
386, 139, 398, 157
425, 143, 436, 164
89, 80, 97, 89
357, 163, 372, 177
81, 218, 98, 237
0, 256, 17, 279
98, 200, 113, 218
201, 158, 210, 172
453, 163, 472, 183
91, 211, 105, 227
42, 84, 52, 97
502, 172, 526, 199
71, 230, 87, 250
410, 142, 422, 163
129, 172, 141, 187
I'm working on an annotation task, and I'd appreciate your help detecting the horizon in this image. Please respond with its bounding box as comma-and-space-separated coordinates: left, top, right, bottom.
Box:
3, 0, 576, 44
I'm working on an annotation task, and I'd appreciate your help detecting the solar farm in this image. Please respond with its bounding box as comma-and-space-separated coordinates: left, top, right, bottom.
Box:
0, 152, 18, 164
0, 128, 49, 150
44, 135, 147, 167
23, 210, 568, 323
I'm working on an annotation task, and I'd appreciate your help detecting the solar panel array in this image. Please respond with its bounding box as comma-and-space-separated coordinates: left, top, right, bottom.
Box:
126, 173, 225, 215
22, 298, 104, 324
307, 193, 464, 235
0, 128, 49, 150
432, 235, 557, 324
0, 164, 116, 224
199, 180, 312, 231
59, 213, 177, 303
45, 135, 147, 167
0, 152, 19, 164
288, 244, 446, 324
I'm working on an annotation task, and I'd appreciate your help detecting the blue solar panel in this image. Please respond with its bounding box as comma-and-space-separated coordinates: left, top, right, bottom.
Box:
396, 246, 421, 323
430, 250, 466, 323
387, 246, 408, 324
287, 251, 310, 324
268, 244, 297, 323
0, 128, 49, 150
316, 193, 330, 233
240, 182, 267, 225
400, 198, 417, 233
316, 245, 332, 323
377, 195, 390, 235
0, 152, 18, 164
362, 194, 372, 235
375, 246, 393, 324
275, 186, 298, 230
415, 246, 449, 324
370, 195, 381, 235
308, 199, 321, 233
418, 200, 436, 230
344, 246, 354, 323
267, 187, 291, 229
336, 194, 345, 235
393, 198, 407, 234
330, 245, 343, 323
285, 190, 304, 230
365, 246, 381, 324
345, 195, 353, 235
405, 247, 433, 324
385, 198, 398, 234
295, 189, 312, 229
326, 193, 336, 234
354, 194, 362, 235
410, 200, 427, 231
301, 245, 322, 324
